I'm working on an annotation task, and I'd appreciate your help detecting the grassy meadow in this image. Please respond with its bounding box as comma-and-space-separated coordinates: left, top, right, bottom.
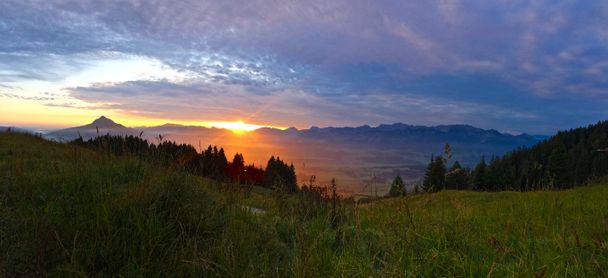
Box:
1, 132, 607, 276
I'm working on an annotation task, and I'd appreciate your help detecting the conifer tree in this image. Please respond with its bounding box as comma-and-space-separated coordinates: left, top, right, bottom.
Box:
472, 157, 487, 190
445, 161, 469, 190
548, 142, 570, 188
264, 156, 297, 192
423, 155, 446, 192
387, 175, 406, 197
228, 153, 245, 181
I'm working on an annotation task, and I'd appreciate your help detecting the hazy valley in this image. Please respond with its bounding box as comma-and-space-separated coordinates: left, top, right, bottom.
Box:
44, 117, 545, 194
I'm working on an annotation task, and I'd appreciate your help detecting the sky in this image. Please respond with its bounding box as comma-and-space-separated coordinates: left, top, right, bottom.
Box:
0, 0, 607, 134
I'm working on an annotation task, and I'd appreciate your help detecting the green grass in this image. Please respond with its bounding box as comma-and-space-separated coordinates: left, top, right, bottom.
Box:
350, 189, 608, 276
1, 132, 607, 277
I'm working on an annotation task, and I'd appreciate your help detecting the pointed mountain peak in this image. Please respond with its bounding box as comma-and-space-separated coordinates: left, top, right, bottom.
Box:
90, 116, 123, 128
92, 116, 112, 124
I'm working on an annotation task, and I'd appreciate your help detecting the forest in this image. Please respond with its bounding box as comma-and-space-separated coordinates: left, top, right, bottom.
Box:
71, 134, 297, 192
405, 120, 608, 195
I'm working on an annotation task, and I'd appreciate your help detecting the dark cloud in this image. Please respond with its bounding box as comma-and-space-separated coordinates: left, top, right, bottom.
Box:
66, 79, 569, 133
1, 0, 608, 133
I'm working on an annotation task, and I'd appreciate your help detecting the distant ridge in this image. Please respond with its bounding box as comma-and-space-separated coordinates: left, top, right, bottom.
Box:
46, 116, 544, 140
254, 122, 542, 147
46, 116, 545, 149
46, 116, 134, 140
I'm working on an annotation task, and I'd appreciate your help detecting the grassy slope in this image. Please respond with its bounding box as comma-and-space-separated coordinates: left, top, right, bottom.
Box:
0, 133, 290, 277
354, 189, 608, 276
1, 132, 607, 277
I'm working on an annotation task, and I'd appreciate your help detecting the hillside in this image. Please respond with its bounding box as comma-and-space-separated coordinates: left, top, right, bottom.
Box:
465, 120, 608, 191
1, 132, 607, 276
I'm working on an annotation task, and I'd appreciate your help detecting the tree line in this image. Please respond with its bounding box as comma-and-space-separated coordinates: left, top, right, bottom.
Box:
71, 134, 297, 191
394, 120, 608, 194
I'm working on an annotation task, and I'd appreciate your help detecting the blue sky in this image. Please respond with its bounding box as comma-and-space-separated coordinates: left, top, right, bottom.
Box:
0, 0, 607, 134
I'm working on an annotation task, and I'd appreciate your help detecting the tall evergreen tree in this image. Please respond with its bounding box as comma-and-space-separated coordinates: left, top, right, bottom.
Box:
227, 153, 245, 182
201, 146, 213, 177
423, 155, 446, 192
387, 175, 406, 197
472, 157, 487, 190
485, 157, 505, 191
264, 156, 297, 192
445, 161, 469, 190
210, 147, 227, 181
548, 142, 570, 188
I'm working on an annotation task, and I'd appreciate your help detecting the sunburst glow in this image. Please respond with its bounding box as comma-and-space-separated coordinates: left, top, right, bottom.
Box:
208, 121, 266, 134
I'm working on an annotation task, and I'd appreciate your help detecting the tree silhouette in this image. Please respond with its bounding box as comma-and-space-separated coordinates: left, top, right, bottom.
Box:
445, 161, 469, 190
264, 156, 297, 192
472, 157, 487, 190
227, 153, 245, 182
387, 175, 406, 197
423, 155, 446, 192
548, 142, 570, 188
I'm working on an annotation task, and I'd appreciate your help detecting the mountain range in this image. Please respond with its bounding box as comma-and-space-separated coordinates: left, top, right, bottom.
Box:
43, 117, 546, 194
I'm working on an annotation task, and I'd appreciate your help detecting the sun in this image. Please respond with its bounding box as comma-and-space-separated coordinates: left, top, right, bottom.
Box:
209, 121, 264, 134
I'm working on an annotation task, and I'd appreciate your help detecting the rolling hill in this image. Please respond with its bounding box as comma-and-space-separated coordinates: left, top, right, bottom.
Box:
1, 132, 606, 276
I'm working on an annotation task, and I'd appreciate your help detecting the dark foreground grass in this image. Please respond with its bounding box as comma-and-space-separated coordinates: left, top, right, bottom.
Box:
1, 132, 607, 277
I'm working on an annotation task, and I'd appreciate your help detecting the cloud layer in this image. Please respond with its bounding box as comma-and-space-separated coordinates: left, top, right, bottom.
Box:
1, 0, 607, 133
